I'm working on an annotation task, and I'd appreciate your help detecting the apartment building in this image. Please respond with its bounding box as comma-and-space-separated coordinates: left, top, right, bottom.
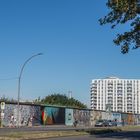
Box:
91, 77, 140, 114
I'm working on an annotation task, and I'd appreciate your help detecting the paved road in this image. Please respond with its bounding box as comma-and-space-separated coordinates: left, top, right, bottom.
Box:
46, 130, 140, 140
1, 126, 140, 140
0, 125, 90, 134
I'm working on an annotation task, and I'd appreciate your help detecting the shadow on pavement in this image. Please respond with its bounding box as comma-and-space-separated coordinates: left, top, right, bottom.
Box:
90, 131, 140, 140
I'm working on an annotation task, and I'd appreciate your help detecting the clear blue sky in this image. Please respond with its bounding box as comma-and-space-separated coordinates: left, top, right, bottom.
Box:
0, 0, 140, 107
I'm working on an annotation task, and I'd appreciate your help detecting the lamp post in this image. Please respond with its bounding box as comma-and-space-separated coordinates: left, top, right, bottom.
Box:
17, 53, 43, 127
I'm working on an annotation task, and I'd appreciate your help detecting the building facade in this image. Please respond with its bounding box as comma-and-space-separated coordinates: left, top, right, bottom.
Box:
91, 77, 140, 114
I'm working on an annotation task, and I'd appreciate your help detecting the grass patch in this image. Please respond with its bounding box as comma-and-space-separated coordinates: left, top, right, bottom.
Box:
121, 125, 140, 131
1, 126, 135, 140
0, 131, 88, 140
85, 127, 122, 135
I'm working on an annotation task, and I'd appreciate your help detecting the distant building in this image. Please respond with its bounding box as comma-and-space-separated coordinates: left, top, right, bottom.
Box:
91, 77, 140, 114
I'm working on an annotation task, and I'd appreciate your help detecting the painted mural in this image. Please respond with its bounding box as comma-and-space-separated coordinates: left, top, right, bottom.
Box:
127, 113, 134, 125
121, 113, 140, 126
65, 109, 74, 126
1, 104, 41, 127
111, 113, 122, 126
134, 114, 140, 125
42, 106, 65, 125
101, 111, 112, 120
73, 109, 90, 126
90, 111, 122, 126
1, 102, 140, 127
90, 110, 102, 126
121, 113, 128, 126
90, 111, 109, 126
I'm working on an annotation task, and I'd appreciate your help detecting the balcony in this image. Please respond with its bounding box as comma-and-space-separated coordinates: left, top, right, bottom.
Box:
108, 102, 113, 105
108, 82, 113, 85
117, 97, 122, 99
117, 107, 122, 110
93, 107, 96, 109
127, 90, 132, 93
127, 87, 132, 89
92, 83, 97, 86
127, 101, 132, 104
93, 97, 97, 100
127, 84, 132, 87
127, 92, 132, 95
127, 104, 132, 106
117, 102, 122, 105
108, 94, 113, 97
93, 93, 97, 96
127, 97, 132, 100
127, 94, 132, 97
108, 97, 113, 100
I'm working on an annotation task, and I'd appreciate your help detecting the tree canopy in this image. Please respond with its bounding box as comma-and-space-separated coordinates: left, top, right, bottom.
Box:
99, 0, 140, 53
34, 94, 87, 109
0, 96, 16, 103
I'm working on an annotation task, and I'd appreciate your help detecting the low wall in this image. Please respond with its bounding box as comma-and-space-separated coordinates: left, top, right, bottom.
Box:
42, 106, 65, 125
90, 110, 140, 126
0, 103, 41, 127
1, 102, 140, 127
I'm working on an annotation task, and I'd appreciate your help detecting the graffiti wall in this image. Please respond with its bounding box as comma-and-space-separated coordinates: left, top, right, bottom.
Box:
42, 106, 65, 125
90, 111, 122, 126
101, 111, 112, 120
121, 113, 128, 126
90, 110, 101, 125
90, 110, 112, 126
1, 103, 41, 127
1, 102, 140, 127
133, 114, 140, 125
121, 113, 138, 125
127, 113, 134, 125
111, 113, 122, 126
90, 110, 101, 126
73, 109, 90, 126
65, 109, 74, 126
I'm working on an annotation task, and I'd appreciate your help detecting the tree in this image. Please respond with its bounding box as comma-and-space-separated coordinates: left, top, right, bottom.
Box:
0, 96, 16, 103
34, 94, 87, 109
99, 0, 140, 53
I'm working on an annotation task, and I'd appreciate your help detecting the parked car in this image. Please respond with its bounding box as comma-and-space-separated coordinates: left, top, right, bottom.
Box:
95, 120, 107, 127
106, 120, 117, 127
95, 119, 117, 127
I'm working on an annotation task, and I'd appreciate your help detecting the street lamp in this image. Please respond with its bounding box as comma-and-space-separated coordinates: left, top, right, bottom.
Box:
17, 53, 43, 127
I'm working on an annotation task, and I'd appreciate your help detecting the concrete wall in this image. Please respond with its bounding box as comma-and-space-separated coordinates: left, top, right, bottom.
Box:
90, 110, 140, 126
73, 109, 90, 126
42, 106, 65, 125
65, 109, 74, 126
1, 102, 140, 127
1, 103, 41, 127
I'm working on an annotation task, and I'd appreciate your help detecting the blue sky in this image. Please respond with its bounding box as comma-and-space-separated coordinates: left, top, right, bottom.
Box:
0, 0, 140, 107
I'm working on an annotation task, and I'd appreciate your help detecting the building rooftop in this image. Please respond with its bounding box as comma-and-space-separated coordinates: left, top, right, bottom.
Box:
105, 76, 119, 79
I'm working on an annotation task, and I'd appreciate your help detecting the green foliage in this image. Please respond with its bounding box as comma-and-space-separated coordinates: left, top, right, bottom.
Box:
34, 94, 87, 109
99, 0, 140, 53
0, 96, 16, 103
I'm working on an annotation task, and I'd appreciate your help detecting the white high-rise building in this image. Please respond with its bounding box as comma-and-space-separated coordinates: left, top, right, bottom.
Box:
91, 77, 140, 114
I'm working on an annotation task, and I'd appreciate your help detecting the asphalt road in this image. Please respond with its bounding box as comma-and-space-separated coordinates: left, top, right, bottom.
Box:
46, 130, 140, 140
0, 125, 88, 134
1, 126, 140, 140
